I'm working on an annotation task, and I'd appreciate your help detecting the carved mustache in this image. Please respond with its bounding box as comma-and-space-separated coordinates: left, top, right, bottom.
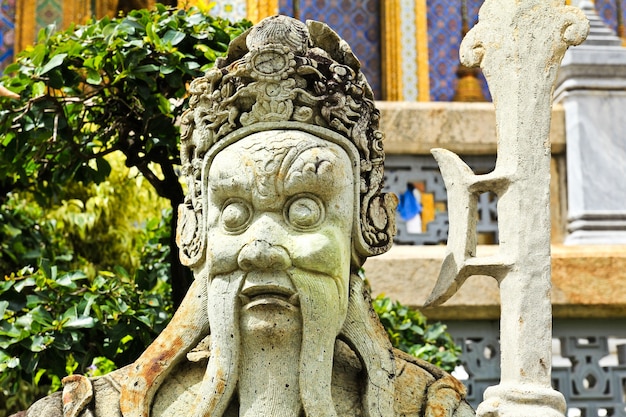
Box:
191, 270, 244, 417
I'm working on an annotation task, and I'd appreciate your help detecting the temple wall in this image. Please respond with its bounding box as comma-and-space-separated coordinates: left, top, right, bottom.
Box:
365, 101, 626, 322
5, 1, 626, 99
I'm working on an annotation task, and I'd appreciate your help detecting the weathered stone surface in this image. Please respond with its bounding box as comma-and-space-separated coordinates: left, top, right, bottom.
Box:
416, 1, 588, 415
551, 245, 626, 316
25, 340, 473, 417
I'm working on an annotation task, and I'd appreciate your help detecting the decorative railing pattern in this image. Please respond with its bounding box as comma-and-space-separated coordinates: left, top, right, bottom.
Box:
384, 155, 499, 245
446, 320, 626, 416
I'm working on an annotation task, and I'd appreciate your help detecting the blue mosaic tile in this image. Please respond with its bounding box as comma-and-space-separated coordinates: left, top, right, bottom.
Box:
595, 0, 625, 34
428, 0, 461, 101
279, 0, 296, 17
427, 0, 489, 101
0, 0, 14, 73
467, 0, 490, 101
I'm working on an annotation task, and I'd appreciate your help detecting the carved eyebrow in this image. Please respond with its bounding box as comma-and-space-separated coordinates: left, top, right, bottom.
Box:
283, 150, 339, 190
209, 175, 252, 198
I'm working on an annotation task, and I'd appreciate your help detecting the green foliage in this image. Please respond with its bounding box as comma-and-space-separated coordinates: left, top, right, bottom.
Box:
0, 8, 250, 413
0, 208, 173, 416
1, 152, 169, 276
0, 155, 172, 415
0, 195, 72, 276
0, 5, 250, 202
0, 261, 172, 414
43, 153, 170, 273
372, 295, 461, 372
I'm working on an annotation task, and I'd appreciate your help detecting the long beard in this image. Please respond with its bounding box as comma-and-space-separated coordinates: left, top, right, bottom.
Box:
290, 268, 346, 417
238, 282, 303, 417
193, 268, 345, 417
192, 271, 244, 417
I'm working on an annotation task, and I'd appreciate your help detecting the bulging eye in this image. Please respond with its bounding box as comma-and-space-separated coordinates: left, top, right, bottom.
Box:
221, 199, 252, 233
285, 194, 324, 230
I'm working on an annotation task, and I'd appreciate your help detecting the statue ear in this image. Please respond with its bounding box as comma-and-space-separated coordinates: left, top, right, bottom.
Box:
356, 191, 398, 258
177, 203, 206, 268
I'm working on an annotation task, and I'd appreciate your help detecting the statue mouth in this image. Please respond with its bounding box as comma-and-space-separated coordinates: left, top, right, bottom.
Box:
240, 285, 300, 309
239, 271, 299, 310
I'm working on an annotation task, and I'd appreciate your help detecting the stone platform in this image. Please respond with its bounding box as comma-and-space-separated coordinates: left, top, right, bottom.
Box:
366, 244, 626, 320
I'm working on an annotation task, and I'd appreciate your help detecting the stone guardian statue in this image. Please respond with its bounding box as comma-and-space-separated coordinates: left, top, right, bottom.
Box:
22, 15, 473, 417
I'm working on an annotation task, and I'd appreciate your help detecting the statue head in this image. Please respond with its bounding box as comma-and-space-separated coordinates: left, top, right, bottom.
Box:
173, 15, 397, 417
176, 15, 396, 274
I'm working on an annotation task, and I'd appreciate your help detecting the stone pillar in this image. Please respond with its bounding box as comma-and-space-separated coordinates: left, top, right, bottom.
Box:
555, 1, 626, 244
424, 1, 589, 416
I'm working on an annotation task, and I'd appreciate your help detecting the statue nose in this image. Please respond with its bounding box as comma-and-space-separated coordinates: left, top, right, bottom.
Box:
237, 240, 292, 271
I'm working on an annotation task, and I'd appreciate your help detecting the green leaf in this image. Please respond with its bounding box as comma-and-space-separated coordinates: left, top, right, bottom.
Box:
185, 61, 200, 71
30, 44, 46, 67
0, 301, 8, 318
145, 21, 162, 48
5, 356, 20, 369
135, 314, 152, 327
159, 65, 176, 75
0, 323, 24, 340
14, 277, 36, 292
26, 294, 45, 309
31, 81, 46, 97
33, 368, 47, 385
63, 316, 96, 329
29, 306, 53, 327
82, 293, 99, 317
157, 95, 171, 114
162, 30, 185, 46
55, 273, 78, 289
134, 64, 159, 73
86, 68, 102, 85
29, 335, 47, 352
38, 53, 68, 76
1, 131, 14, 147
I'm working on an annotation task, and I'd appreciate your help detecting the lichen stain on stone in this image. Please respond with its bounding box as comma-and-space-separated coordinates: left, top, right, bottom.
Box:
430, 402, 447, 417
145, 336, 185, 380
213, 368, 226, 395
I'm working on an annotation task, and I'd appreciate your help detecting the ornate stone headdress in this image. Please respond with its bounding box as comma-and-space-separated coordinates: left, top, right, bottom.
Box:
177, 15, 396, 268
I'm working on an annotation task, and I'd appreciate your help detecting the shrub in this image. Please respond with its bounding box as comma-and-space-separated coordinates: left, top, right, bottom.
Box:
0, 154, 172, 416
0, 5, 251, 200
0, 209, 173, 416
372, 295, 461, 372
0, 5, 252, 305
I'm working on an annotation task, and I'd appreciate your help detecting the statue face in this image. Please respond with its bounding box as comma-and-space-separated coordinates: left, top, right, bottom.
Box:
205, 130, 355, 332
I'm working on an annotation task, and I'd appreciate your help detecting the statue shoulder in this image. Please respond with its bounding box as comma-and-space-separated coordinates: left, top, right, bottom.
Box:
21, 391, 63, 417
393, 348, 475, 417
24, 367, 129, 417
